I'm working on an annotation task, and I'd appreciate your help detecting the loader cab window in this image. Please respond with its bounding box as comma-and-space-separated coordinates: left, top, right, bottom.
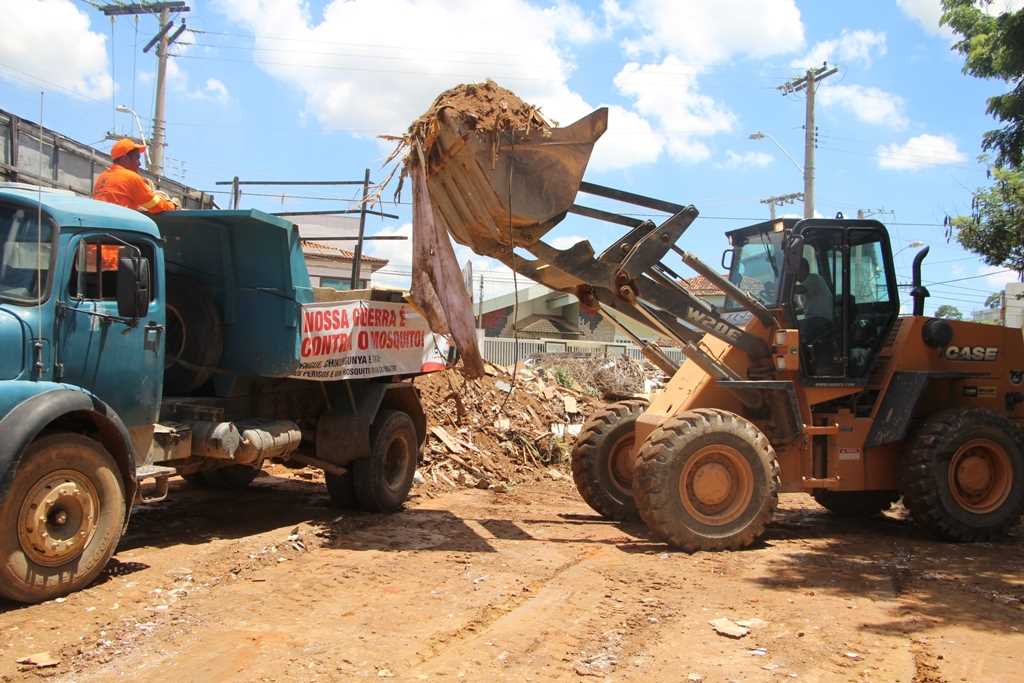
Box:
788, 226, 897, 381
725, 230, 784, 309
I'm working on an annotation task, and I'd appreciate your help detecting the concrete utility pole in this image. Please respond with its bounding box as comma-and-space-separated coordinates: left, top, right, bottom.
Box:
778, 63, 838, 218
760, 192, 804, 221
97, 2, 189, 177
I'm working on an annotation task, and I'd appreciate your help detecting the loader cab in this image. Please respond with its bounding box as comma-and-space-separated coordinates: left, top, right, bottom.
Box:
725, 219, 900, 384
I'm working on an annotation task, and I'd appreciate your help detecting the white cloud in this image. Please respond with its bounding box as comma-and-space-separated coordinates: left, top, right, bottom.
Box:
548, 234, 589, 250
819, 84, 909, 129
897, 0, 1023, 39
614, 56, 736, 163
0, 0, 113, 100
215, 0, 600, 140
622, 0, 804, 63
876, 134, 966, 170
791, 29, 886, 69
188, 78, 231, 104
716, 150, 774, 169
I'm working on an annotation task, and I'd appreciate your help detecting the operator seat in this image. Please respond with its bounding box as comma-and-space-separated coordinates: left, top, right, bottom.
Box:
795, 257, 836, 376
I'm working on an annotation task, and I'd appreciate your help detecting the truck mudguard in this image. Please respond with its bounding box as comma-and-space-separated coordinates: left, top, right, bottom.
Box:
0, 386, 138, 514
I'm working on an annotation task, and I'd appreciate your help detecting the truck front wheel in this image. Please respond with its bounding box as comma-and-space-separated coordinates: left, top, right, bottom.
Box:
353, 410, 418, 512
0, 434, 126, 604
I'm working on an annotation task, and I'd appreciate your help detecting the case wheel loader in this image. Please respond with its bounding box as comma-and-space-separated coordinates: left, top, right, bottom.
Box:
422, 105, 1024, 550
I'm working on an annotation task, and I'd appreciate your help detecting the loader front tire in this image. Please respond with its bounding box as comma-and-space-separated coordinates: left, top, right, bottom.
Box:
903, 408, 1024, 542
634, 409, 779, 552
571, 399, 648, 521
812, 490, 900, 517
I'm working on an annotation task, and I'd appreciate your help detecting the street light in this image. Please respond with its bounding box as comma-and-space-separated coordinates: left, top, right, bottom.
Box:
894, 240, 926, 256
115, 104, 152, 167
749, 131, 803, 173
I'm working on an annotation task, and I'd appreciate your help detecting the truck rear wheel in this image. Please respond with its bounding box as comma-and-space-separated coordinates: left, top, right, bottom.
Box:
0, 434, 126, 604
903, 408, 1024, 541
165, 274, 223, 395
571, 399, 648, 521
353, 410, 418, 512
633, 409, 779, 552
812, 490, 900, 517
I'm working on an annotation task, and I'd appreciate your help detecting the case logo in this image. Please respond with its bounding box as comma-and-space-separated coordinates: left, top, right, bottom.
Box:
943, 345, 999, 362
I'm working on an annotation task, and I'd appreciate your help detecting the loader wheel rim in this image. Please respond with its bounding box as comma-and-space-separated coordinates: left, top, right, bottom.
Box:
384, 435, 412, 491
948, 438, 1012, 514
17, 469, 99, 567
606, 433, 635, 497
679, 444, 754, 526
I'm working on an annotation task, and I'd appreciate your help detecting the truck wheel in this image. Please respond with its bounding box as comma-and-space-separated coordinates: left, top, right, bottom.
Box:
0, 434, 126, 604
165, 274, 223, 395
903, 408, 1024, 541
353, 410, 418, 513
812, 490, 900, 517
633, 409, 779, 552
571, 399, 648, 521
325, 470, 357, 508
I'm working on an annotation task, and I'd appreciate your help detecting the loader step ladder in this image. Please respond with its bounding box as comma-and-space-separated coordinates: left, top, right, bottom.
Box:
135, 464, 176, 504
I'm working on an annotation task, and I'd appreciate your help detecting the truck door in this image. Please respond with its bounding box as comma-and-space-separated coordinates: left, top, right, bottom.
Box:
57, 234, 164, 457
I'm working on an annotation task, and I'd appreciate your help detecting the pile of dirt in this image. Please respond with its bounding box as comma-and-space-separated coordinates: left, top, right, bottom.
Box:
412, 363, 600, 493
526, 354, 665, 397
384, 80, 552, 182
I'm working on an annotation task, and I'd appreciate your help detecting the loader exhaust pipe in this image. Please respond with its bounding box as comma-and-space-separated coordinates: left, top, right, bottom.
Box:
911, 246, 930, 316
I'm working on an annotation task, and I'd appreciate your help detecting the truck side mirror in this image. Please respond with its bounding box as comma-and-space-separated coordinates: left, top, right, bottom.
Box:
116, 248, 150, 318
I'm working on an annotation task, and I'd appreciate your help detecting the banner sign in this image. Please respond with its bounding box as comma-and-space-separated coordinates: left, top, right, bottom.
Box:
292, 300, 449, 381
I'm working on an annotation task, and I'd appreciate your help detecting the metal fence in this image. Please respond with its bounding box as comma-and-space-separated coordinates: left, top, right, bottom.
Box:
481, 336, 684, 367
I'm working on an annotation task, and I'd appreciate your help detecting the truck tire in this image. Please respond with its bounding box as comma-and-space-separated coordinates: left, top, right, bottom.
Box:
165, 274, 223, 395
571, 399, 648, 521
812, 490, 900, 517
325, 470, 357, 508
633, 409, 779, 552
0, 434, 126, 603
353, 410, 418, 513
903, 408, 1024, 541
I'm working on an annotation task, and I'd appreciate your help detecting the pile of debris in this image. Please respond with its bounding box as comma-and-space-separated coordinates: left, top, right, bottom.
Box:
413, 362, 602, 493
526, 354, 666, 397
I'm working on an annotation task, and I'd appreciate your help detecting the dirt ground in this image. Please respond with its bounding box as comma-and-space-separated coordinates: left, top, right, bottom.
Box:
1, 470, 1021, 682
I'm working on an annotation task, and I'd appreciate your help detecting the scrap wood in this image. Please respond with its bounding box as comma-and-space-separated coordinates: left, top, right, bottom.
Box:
430, 425, 465, 454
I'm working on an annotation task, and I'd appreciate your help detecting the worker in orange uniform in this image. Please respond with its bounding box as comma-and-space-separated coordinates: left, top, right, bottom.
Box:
93, 139, 179, 215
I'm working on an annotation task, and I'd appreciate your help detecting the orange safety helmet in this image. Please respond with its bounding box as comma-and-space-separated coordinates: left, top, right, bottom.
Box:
110, 138, 147, 161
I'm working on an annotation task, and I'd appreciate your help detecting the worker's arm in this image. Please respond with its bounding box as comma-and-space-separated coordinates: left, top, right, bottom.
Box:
127, 174, 178, 214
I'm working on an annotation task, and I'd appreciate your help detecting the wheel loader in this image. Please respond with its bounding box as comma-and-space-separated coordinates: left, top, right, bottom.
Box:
420, 105, 1024, 550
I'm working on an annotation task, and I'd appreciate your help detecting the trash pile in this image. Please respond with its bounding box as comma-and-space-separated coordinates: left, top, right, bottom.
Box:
525, 354, 665, 397
413, 362, 602, 493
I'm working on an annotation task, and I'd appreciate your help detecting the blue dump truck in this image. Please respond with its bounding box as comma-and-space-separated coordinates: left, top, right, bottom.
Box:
0, 185, 444, 603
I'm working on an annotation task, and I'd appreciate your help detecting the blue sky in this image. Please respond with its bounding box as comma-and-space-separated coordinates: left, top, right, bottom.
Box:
2, 0, 1021, 315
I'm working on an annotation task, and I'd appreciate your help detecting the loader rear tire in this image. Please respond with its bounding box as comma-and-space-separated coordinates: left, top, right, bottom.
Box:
812, 490, 900, 517
903, 408, 1024, 542
634, 409, 779, 552
571, 399, 648, 521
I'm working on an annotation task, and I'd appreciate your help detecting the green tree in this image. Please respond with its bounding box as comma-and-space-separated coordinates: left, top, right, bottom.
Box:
985, 291, 1003, 308
942, 1, 1024, 277
942, 1, 1024, 168
935, 305, 964, 320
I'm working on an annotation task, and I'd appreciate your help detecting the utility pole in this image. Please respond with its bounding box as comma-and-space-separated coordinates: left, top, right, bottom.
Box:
97, 2, 189, 177
478, 274, 484, 329
760, 192, 803, 221
778, 63, 838, 218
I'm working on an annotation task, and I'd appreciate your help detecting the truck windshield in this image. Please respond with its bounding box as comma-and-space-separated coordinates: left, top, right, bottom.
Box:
725, 230, 784, 309
0, 204, 54, 305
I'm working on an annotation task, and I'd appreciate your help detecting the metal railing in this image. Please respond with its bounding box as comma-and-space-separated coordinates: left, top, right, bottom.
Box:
481, 336, 684, 367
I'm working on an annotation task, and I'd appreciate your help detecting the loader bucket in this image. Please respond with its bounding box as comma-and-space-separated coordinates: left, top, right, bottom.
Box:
425, 107, 608, 258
